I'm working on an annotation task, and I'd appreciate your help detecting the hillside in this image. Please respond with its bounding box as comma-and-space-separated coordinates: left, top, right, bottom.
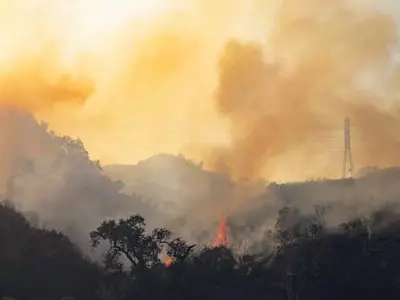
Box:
226, 167, 400, 250
7, 109, 397, 251
104, 154, 266, 244
0, 202, 101, 300
104, 154, 220, 213
0, 108, 154, 253
104, 156, 400, 248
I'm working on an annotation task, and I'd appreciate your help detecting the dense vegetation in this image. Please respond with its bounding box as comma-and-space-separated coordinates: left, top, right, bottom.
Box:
1, 201, 400, 300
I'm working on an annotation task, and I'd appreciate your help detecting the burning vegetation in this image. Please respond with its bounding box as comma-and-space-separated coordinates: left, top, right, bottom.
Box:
164, 217, 229, 266
212, 217, 228, 248
3, 0, 400, 299
164, 255, 173, 267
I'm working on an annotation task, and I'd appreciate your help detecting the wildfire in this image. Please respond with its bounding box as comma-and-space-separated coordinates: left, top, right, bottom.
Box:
212, 217, 228, 247
164, 255, 173, 267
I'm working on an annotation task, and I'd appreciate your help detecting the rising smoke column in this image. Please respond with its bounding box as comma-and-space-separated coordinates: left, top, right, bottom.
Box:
209, 0, 400, 181
212, 40, 326, 180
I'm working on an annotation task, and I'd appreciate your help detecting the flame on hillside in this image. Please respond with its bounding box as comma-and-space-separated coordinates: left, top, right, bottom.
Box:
164, 255, 173, 267
164, 217, 228, 266
212, 217, 228, 247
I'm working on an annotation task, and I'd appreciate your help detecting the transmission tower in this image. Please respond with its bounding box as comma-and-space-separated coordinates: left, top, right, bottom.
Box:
342, 117, 354, 179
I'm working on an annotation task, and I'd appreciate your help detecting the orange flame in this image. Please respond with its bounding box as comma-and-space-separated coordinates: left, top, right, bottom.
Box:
164, 256, 173, 267
212, 217, 228, 247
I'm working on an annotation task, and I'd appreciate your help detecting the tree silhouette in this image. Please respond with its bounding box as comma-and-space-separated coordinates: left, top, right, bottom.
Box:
90, 215, 195, 270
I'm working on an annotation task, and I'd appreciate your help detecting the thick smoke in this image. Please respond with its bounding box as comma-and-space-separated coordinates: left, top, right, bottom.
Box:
210, 0, 400, 180
190, 0, 400, 250
3, 1, 400, 180
2, 0, 400, 257
0, 55, 94, 112
227, 167, 400, 253
0, 108, 153, 254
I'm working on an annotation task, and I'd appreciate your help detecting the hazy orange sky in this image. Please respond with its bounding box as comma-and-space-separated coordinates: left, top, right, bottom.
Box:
0, 0, 274, 161
1, 0, 400, 182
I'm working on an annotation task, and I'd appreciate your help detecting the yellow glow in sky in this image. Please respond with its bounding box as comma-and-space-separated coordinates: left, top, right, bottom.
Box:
0, 0, 397, 182
0, 0, 254, 166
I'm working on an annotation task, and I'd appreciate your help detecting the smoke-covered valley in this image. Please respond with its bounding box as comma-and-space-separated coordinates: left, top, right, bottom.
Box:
2, 106, 400, 260
106, 155, 400, 253
0, 108, 265, 253
3, 0, 400, 261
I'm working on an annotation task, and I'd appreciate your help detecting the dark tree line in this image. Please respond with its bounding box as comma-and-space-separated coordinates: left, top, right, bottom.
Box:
1, 201, 400, 300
